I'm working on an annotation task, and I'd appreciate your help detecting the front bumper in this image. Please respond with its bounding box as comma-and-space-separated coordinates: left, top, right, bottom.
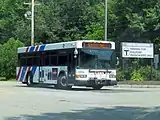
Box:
88, 80, 117, 86
74, 79, 117, 86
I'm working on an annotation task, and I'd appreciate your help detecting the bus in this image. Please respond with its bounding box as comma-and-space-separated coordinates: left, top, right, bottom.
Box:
16, 40, 117, 90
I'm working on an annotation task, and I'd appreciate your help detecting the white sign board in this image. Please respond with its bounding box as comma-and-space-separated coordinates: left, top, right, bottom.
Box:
122, 42, 154, 58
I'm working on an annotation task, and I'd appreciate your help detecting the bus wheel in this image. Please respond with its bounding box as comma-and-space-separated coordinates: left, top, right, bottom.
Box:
26, 73, 33, 87
92, 85, 103, 90
57, 74, 71, 89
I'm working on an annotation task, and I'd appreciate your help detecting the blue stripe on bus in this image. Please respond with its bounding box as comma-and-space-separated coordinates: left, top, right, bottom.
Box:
31, 66, 37, 76
39, 45, 46, 51
20, 67, 27, 81
29, 46, 35, 52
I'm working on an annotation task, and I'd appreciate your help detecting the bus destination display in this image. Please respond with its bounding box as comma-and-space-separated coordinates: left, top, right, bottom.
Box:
82, 42, 111, 48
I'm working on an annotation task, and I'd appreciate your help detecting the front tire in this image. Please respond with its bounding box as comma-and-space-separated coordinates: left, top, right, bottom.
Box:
56, 74, 72, 90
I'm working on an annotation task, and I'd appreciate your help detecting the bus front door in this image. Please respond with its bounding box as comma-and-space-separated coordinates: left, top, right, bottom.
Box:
67, 54, 75, 85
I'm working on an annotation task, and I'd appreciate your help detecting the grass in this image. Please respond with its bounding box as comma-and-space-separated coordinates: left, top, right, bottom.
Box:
0, 77, 16, 82
118, 81, 160, 85
7, 79, 16, 82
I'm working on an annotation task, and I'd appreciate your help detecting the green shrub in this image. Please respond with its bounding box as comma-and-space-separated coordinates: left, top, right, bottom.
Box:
130, 66, 160, 81
131, 70, 143, 81
116, 68, 126, 81
123, 67, 134, 80
117, 64, 160, 81
152, 69, 160, 81
138, 66, 151, 81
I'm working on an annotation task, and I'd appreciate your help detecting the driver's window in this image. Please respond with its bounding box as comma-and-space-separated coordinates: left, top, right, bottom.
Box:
110, 52, 116, 68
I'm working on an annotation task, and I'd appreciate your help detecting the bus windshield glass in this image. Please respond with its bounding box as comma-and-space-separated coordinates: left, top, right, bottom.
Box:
79, 49, 116, 69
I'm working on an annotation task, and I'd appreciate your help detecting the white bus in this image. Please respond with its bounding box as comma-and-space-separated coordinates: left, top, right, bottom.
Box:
16, 40, 117, 90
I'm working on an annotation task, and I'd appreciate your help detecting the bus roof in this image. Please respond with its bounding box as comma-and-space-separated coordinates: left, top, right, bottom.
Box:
17, 40, 115, 54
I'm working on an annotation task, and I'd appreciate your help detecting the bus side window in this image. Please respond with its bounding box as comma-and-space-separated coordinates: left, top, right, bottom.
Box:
68, 54, 72, 66
27, 57, 33, 66
58, 55, 68, 66
32, 57, 40, 66
20, 57, 27, 66
50, 56, 57, 66
44, 55, 50, 66
42, 70, 44, 78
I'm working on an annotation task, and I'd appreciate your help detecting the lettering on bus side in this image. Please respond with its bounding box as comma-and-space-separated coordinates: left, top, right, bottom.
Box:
47, 72, 52, 80
62, 44, 65, 48
52, 68, 58, 79
40, 70, 44, 78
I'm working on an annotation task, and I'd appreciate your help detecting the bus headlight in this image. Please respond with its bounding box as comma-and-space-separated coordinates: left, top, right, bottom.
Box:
109, 74, 116, 78
76, 75, 87, 78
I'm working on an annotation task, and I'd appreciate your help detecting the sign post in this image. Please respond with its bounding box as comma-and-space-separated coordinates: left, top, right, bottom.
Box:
154, 54, 159, 69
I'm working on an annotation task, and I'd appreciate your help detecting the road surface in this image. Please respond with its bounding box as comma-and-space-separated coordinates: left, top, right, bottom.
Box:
0, 82, 160, 120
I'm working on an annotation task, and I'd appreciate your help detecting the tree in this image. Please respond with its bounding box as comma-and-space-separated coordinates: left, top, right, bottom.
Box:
0, 38, 24, 79
0, 0, 28, 43
83, 2, 105, 40
0, 44, 4, 77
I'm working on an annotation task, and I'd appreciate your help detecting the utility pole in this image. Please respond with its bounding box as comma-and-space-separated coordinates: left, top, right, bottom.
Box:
105, 0, 107, 41
31, 0, 35, 46
24, 0, 40, 46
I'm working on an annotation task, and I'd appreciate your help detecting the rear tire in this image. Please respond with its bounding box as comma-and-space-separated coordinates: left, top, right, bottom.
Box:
26, 73, 33, 87
92, 85, 103, 90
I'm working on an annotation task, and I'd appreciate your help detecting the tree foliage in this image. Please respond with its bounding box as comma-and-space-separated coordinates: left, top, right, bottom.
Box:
0, 0, 160, 79
0, 38, 24, 79
0, 0, 160, 45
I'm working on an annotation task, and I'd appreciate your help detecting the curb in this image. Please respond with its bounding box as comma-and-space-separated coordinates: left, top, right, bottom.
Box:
113, 84, 160, 88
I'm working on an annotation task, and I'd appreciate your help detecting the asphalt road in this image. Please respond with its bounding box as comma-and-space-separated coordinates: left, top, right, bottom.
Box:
0, 81, 160, 120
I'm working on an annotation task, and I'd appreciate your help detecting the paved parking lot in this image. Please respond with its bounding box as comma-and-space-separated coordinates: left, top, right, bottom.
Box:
0, 81, 160, 120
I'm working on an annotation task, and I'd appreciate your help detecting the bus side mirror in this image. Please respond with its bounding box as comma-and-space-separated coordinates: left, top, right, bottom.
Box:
74, 55, 77, 58
116, 57, 120, 66
74, 48, 78, 59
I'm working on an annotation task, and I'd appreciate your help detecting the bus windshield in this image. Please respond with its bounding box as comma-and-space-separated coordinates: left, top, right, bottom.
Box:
79, 49, 116, 69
